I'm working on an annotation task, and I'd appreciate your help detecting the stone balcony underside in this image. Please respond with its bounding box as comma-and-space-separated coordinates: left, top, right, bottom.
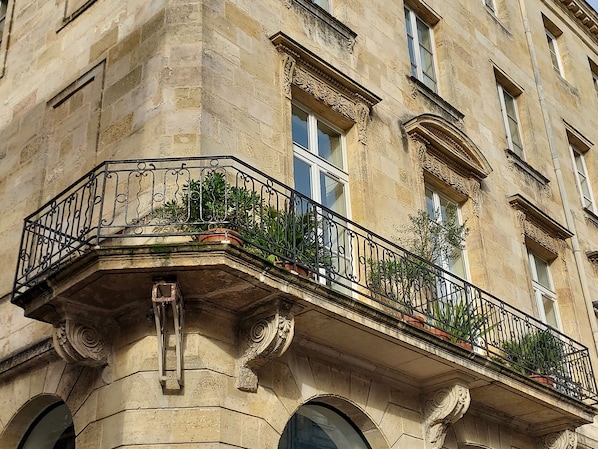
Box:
13, 243, 596, 435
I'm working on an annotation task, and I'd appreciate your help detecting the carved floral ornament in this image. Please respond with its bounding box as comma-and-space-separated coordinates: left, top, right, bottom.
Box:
536, 429, 578, 449
404, 114, 492, 215
271, 32, 381, 144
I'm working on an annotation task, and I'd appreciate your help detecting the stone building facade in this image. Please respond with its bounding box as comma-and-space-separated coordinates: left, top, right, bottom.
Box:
1, 0, 598, 448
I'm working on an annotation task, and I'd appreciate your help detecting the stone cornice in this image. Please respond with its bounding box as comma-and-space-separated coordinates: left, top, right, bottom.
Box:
556, 0, 598, 41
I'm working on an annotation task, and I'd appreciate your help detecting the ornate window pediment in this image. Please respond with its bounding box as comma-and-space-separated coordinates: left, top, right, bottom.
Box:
508, 194, 573, 258
404, 114, 492, 213
271, 32, 381, 144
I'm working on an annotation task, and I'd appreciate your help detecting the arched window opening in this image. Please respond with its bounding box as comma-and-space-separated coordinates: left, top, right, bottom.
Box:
279, 403, 371, 449
18, 402, 75, 449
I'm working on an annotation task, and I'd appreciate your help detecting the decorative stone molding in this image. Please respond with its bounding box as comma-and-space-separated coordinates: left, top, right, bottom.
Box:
536, 429, 577, 449
423, 383, 471, 449
405, 114, 491, 215
505, 150, 551, 198
509, 194, 573, 257
53, 320, 107, 367
556, 0, 598, 41
271, 32, 381, 144
237, 300, 295, 392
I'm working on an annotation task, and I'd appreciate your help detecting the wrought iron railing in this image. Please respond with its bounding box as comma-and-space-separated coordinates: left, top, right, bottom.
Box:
12, 156, 598, 404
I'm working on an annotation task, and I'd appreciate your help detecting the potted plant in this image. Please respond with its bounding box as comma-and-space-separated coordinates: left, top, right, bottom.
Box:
367, 206, 468, 326
245, 205, 332, 276
430, 299, 497, 350
501, 329, 567, 387
159, 171, 261, 245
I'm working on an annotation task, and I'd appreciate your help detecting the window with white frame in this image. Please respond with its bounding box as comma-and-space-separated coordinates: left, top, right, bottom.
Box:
405, 6, 438, 93
545, 30, 564, 76
570, 145, 595, 213
425, 186, 467, 279
0, 0, 7, 45
528, 252, 560, 329
309, 0, 330, 11
590, 59, 598, 96
483, 0, 496, 13
497, 85, 525, 158
292, 104, 348, 216
292, 104, 350, 286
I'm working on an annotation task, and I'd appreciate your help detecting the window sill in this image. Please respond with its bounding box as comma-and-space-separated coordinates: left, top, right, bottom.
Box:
505, 149, 550, 187
408, 76, 464, 124
291, 0, 357, 51
583, 207, 598, 229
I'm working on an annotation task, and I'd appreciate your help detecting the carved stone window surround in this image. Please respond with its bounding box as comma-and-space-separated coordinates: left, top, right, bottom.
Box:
408, 76, 465, 126
508, 194, 573, 257
404, 113, 492, 215
271, 32, 381, 144
286, 0, 357, 52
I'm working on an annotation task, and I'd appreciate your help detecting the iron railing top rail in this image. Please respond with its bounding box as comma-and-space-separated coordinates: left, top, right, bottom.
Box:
12, 156, 598, 405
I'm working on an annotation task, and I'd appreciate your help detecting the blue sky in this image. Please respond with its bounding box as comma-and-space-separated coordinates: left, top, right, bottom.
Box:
588, 0, 598, 12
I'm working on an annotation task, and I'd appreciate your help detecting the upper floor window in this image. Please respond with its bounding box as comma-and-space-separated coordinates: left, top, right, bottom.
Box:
571, 145, 595, 213
425, 186, 467, 279
405, 6, 438, 93
528, 252, 560, 329
292, 104, 347, 216
483, 0, 496, 13
543, 15, 565, 77
310, 0, 330, 11
590, 59, 598, 96
0, 0, 7, 45
497, 85, 524, 158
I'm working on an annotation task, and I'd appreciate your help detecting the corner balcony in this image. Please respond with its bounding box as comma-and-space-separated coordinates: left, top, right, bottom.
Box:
12, 156, 598, 433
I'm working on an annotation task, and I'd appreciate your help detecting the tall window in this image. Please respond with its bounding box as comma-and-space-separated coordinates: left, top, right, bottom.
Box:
570, 145, 595, 213
405, 6, 437, 93
292, 104, 347, 216
425, 186, 467, 279
310, 0, 330, 11
545, 30, 564, 76
18, 402, 75, 449
292, 104, 350, 285
497, 85, 524, 158
590, 59, 598, 96
0, 0, 7, 45
528, 252, 560, 329
483, 0, 496, 13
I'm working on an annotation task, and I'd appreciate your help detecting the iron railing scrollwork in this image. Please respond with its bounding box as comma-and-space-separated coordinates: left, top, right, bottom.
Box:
12, 156, 598, 404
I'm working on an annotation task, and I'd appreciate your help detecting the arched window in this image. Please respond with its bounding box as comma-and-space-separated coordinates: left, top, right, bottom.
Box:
18, 402, 75, 449
279, 403, 371, 449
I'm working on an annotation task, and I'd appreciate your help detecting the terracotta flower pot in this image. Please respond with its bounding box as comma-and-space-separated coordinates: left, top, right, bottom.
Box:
402, 314, 426, 328
198, 228, 243, 246
277, 261, 310, 277
529, 374, 555, 388
428, 327, 451, 340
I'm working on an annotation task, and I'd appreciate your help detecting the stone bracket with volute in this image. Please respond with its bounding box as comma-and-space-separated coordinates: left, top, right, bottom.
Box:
423, 381, 471, 449
237, 299, 295, 392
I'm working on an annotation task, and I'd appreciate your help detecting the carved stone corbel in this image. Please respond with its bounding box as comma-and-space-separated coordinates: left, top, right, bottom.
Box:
423, 383, 471, 449
53, 319, 107, 367
536, 429, 577, 449
282, 53, 296, 100
237, 300, 294, 392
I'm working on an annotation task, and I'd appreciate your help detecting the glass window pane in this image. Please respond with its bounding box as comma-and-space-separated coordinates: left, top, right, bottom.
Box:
417, 19, 432, 50
317, 121, 342, 168
320, 172, 346, 215
533, 256, 551, 289
292, 105, 309, 149
425, 187, 435, 217
20, 403, 75, 449
543, 294, 559, 328
312, 0, 330, 10
294, 157, 312, 200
